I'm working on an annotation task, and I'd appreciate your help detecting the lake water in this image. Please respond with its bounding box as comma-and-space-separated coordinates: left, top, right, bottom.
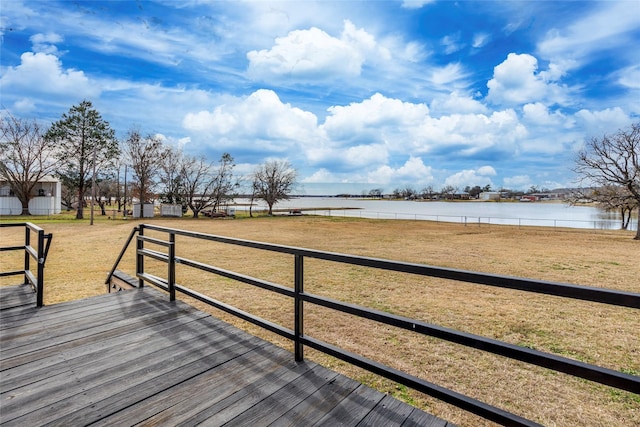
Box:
238, 198, 637, 231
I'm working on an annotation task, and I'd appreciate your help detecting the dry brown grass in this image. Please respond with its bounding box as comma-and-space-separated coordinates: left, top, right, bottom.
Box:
1, 215, 638, 426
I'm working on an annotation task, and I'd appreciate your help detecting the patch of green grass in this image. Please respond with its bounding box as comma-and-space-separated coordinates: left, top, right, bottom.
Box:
620, 368, 640, 376
608, 388, 640, 407
392, 384, 418, 406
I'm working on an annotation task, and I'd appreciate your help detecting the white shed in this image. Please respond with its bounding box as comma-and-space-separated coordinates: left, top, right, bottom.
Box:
0, 176, 62, 215
479, 191, 501, 201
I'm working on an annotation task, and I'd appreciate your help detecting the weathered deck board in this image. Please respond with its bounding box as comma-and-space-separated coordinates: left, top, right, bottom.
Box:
0, 284, 35, 311
0, 285, 454, 426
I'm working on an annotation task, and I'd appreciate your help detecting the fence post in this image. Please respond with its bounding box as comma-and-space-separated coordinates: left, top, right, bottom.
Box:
24, 226, 30, 286
168, 232, 176, 301
36, 228, 44, 307
137, 224, 145, 288
294, 254, 304, 362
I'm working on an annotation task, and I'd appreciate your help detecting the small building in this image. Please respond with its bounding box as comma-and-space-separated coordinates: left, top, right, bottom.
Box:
479, 191, 501, 201
0, 176, 62, 215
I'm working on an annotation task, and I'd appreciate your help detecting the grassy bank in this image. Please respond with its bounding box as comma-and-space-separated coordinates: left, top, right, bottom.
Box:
1, 214, 638, 426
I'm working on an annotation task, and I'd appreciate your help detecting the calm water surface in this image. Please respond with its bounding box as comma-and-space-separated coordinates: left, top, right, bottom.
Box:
239, 198, 636, 231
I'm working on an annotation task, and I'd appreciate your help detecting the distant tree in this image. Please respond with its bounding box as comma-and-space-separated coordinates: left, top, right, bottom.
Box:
483, 184, 492, 192
465, 185, 483, 198
402, 185, 417, 199
368, 188, 383, 198
420, 185, 435, 199
181, 155, 215, 218
124, 129, 167, 204
440, 185, 456, 200
158, 146, 186, 208
95, 177, 118, 215
392, 186, 416, 199
569, 185, 638, 230
252, 160, 297, 215
210, 153, 239, 212
0, 113, 58, 215
45, 100, 119, 219
593, 186, 638, 230
574, 122, 640, 239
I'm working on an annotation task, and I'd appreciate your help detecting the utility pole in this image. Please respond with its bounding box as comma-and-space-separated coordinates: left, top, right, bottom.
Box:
123, 165, 128, 219
90, 144, 97, 225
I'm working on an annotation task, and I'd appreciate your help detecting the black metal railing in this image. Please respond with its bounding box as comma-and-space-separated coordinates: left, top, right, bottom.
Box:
106, 224, 640, 427
0, 222, 52, 307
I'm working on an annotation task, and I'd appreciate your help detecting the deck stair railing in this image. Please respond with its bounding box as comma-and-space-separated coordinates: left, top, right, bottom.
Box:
0, 222, 52, 307
106, 224, 640, 427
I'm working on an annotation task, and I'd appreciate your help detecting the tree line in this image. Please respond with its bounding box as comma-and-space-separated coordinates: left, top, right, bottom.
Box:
1, 100, 297, 219
1, 102, 638, 238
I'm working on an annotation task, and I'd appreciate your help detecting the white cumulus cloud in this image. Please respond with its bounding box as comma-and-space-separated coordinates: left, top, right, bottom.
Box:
30, 32, 63, 54
444, 166, 496, 189
247, 20, 390, 81
367, 156, 433, 186
486, 53, 568, 106
0, 52, 99, 99
183, 89, 319, 153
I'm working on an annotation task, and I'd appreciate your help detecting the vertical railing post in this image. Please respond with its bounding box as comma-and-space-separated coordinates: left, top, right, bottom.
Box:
168, 232, 176, 301
294, 254, 304, 362
137, 224, 145, 288
36, 228, 44, 307
24, 226, 30, 286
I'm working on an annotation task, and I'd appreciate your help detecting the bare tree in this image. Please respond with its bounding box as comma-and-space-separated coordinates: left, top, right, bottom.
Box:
178, 153, 238, 218
592, 186, 638, 230
440, 185, 456, 200
124, 129, 167, 204
158, 146, 185, 207
252, 160, 297, 215
574, 122, 640, 239
181, 155, 215, 218
368, 188, 383, 198
0, 113, 58, 215
95, 177, 118, 216
569, 185, 638, 230
210, 153, 238, 212
45, 100, 119, 219
420, 185, 435, 200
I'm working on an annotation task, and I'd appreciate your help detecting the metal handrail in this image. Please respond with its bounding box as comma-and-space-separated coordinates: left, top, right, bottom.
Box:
107, 224, 640, 427
104, 226, 139, 288
0, 222, 51, 307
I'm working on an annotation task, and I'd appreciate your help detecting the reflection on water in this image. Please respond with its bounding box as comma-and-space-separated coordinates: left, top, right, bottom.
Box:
236, 198, 637, 231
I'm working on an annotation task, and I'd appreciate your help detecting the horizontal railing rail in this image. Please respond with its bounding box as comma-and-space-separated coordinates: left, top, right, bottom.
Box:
0, 222, 52, 307
107, 224, 640, 427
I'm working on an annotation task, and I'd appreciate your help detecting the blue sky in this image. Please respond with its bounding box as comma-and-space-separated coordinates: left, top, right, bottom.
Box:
2, 1, 639, 195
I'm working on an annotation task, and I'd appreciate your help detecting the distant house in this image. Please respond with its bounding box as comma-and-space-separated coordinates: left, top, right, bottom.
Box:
453, 192, 470, 200
0, 176, 62, 215
479, 191, 501, 201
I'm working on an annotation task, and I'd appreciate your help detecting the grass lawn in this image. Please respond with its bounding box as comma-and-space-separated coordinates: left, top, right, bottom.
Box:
1, 212, 638, 426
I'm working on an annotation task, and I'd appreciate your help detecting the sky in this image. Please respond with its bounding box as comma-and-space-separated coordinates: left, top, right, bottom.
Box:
1, 0, 639, 195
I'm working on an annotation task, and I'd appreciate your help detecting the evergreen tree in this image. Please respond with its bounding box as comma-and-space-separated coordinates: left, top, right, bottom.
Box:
46, 101, 119, 219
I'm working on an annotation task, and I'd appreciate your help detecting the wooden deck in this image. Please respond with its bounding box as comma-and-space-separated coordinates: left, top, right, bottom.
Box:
0, 285, 454, 426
